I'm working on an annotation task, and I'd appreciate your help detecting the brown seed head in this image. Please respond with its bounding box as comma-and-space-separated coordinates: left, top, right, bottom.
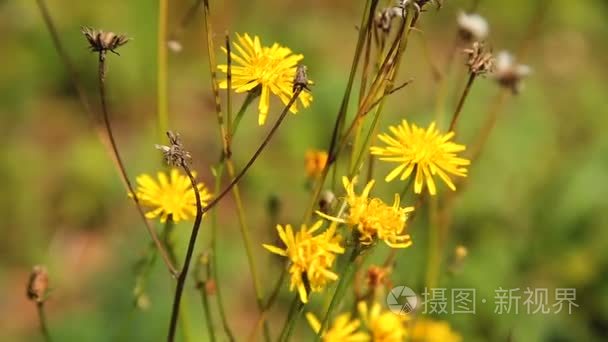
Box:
463, 41, 495, 75
155, 131, 192, 167
26, 265, 49, 303
81, 26, 130, 54
293, 64, 310, 92
366, 265, 390, 288
492, 51, 532, 94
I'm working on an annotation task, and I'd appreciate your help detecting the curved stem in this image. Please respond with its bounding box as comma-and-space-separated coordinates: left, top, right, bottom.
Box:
167, 163, 203, 342
97, 53, 178, 276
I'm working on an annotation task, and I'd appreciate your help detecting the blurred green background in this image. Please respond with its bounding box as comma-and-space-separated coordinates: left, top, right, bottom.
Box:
1, 0, 607, 341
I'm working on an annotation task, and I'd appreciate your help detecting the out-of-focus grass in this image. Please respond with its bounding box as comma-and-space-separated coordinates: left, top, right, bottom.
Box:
1, 0, 607, 341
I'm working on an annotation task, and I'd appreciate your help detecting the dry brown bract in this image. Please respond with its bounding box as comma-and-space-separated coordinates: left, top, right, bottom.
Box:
26, 265, 49, 303
463, 41, 495, 75
81, 26, 130, 55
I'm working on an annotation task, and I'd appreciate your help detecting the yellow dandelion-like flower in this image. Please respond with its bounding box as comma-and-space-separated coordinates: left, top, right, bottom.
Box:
305, 149, 328, 178
370, 120, 470, 195
218, 33, 313, 125
263, 220, 344, 303
306, 312, 369, 342
358, 301, 408, 342
134, 169, 212, 223
410, 319, 462, 342
318, 177, 414, 248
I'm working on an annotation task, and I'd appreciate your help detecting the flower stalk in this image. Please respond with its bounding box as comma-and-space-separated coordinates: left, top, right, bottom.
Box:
84, 28, 178, 276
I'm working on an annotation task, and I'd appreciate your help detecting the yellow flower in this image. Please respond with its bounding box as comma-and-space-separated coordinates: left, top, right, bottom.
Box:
370, 120, 470, 195
305, 149, 328, 178
410, 319, 462, 342
218, 33, 313, 125
358, 302, 408, 342
319, 177, 414, 248
306, 312, 369, 342
134, 169, 212, 223
263, 221, 344, 303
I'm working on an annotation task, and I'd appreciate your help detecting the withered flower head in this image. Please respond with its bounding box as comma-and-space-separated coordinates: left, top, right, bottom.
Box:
318, 190, 336, 215
293, 64, 311, 92
376, 7, 398, 33
81, 26, 130, 54
463, 41, 495, 75
26, 265, 49, 303
366, 265, 391, 288
492, 51, 532, 94
457, 12, 489, 42
155, 131, 192, 166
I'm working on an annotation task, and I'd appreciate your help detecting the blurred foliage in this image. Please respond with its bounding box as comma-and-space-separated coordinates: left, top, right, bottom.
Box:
1, 0, 607, 341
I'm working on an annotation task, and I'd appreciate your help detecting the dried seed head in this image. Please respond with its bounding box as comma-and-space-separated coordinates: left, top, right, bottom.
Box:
293, 64, 310, 92
366, 265, 391, 289
457, 12, 489, 42
26, 265, 49, 303
492, 51, 532, 94
155, 131, 192, 166
376, 8, 397, 33
463, 41, 495, 75
318, 190, 336, 215
81, 26, 130, 54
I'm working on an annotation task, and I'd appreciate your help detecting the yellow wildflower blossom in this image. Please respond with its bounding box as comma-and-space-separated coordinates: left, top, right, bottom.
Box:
358, 301, 408, 342
410, 319, 462, 342
134, 169, 212, 223
370, 120, 470, 195
263, 220, 344, 303
218, 33, 313, 125
306, 312, 369, 342
305, 149, 328, 178
319, 177, 414, 248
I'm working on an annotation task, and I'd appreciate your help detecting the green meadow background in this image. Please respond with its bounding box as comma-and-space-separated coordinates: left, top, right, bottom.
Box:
1, 0, 607, 341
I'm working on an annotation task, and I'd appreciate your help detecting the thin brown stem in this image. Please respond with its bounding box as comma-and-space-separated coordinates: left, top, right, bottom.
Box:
202, 88, 303, 215
167, 163, 203, 342
448, 73, 476, 132
96, 53, 178, 276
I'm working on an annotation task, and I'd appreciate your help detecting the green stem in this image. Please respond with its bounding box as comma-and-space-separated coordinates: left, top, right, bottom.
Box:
36, 302, 52, 342
425, 195, 440, 289
231, 92, 259, 137
315, 245, 361, 341
157, 0, 169, 139
279, 295, 306, 342
209, 163, 235, 341
196, 254, 217, 342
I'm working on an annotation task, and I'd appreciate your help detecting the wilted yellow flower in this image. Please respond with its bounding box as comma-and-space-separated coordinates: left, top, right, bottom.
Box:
218, 33, 313, 125
134, 169, 212, 223
370, 120, 470, 195
358, 301, 407, 342
263, 221, 344, 303
305, 149, 328, 178
319, 177, 414, 248
410, 319, 462, 342
306, 312, 369, 342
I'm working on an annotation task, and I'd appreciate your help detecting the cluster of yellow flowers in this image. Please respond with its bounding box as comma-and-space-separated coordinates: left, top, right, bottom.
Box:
306, 301, 461, 342
263, 221, 344, 303
127, 32, 470, 341
320, 177, 415, 248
